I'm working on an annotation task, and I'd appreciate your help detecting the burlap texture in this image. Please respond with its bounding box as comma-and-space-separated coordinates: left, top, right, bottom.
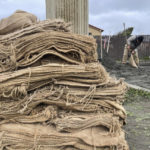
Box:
0, 19, 71, 44
0, 63, 109, 98
0, 123, 129, 150
0, 10, 129, 150
0, 31, 97, 72
0, 10, 37, 35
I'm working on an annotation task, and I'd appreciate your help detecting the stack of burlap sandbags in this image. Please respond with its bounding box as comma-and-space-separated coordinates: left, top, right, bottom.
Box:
0, 10, 129, 150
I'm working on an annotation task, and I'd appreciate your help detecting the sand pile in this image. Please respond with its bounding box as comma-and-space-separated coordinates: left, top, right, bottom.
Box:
0, 10, 129, 150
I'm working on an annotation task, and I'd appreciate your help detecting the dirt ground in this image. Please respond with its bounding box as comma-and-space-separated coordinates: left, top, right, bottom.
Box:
105, 62, 150, 150
124, 97, 150, 150
108, 64, 150, 89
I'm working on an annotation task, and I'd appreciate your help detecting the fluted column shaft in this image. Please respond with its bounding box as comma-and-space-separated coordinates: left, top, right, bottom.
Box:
46, 0, 89, 35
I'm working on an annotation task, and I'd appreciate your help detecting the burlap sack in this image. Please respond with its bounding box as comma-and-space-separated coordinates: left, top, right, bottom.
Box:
0, 123, 129, 150
0, 10, 37, 35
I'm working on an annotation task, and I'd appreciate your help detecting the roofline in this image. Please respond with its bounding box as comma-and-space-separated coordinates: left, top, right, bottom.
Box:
89, 24, 104, 32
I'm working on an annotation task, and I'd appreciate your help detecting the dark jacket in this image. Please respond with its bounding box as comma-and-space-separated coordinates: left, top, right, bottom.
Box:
127, 35, 144, 50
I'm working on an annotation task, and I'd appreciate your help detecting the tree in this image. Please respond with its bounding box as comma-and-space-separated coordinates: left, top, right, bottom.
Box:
116, 27, 134, 37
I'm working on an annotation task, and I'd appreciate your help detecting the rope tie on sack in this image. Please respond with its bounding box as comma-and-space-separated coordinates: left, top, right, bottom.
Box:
0, 63, 4, 72
2, 84, 27, 99
0, 131, 5, 148
32, 130, 42, 149
10, 44, 18, 70
91, 127, 96, 150
80, 85, 96, 111
18, 92, 36, 114
61, 64, 64, 78
27, 67, 32, 88
64, 84, 81, 106
66, 93, 71, 106
53, 87, 64, 101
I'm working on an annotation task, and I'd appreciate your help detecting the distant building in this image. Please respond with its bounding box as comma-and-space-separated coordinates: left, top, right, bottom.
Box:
89, 24, 104, 36
88, 25, 104, 60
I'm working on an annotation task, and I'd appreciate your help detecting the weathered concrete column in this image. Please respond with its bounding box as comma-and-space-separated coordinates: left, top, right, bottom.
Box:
46, 0, 89, 35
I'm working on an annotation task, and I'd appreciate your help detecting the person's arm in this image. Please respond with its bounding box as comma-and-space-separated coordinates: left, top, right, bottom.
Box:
131, 48, 138, 55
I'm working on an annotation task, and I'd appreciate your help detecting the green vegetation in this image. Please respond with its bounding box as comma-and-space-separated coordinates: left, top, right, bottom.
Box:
125, 88, 150, 103
116, 27, 134, 37
142, 56, 150, 61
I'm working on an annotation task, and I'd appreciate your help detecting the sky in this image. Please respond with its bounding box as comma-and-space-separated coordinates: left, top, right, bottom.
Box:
0, 0, 150, 35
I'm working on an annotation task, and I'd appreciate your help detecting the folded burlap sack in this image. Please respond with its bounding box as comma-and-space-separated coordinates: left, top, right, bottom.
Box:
0, 123, 129, 150
0, 10, 37, 35
0, 31, 97, 72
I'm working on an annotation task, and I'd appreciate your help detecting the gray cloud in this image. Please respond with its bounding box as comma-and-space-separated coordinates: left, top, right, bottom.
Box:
89, 0, 150, 15
89, 0, 150, 34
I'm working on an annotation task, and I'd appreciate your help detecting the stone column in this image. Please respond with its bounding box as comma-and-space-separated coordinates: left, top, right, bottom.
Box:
46, 0, 89, 35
